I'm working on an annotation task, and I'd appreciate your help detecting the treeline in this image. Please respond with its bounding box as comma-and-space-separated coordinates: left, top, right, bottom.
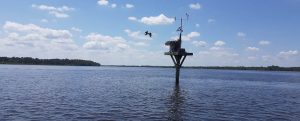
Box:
0, 57, 100, 66
104, 65, 300, 72
186, 65, 300, 72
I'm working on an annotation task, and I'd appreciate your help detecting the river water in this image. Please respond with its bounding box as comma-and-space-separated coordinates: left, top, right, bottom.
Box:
0, 65, 299, 120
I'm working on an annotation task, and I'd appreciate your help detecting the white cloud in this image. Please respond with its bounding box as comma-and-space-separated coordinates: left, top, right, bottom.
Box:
133, 42, 148, 47
140, 14, 175, 25
49, 11, 69, 18
206, 43, 238, 63
208, 19, 216, 23
111, 3, 117, 8
278, 50, 298, 57
192, 41, 207, 47
4, 21, 72, 39
259, 40, 270, 45
246, 47, 260, 51
125, 4, 134, 8
32, 4, 74, 18
237, 32, 246, 37
83, 33, 130, 51
32, 4, 74, 12
1, 21, 77, 51
184, 32, 200, 41
171, 31, 200, 41
71, 27, 82, 32
83, 41, 106, 50
195, 24, 200, 27
196, 49, 241, 66
247, 56, 257, 61
210, 46, 222, 51
214, 40, 225, 46
124, 29, 152, 40
41, 19, 48, 23
98, 0, 109, 6
97, 0, 117, 8
189, 3, 201, 10
128, 16, 137, 21
199, 51, 210, 55
262, 55, 271, 62
199, 48, 239, 59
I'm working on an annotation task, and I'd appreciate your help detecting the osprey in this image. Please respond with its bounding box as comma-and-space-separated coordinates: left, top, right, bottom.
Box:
144, 31, 152, 38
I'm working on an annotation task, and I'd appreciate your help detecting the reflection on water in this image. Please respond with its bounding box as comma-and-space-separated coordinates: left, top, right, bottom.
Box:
168, 84, 185, 121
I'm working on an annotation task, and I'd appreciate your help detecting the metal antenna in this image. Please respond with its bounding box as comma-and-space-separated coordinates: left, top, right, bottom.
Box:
175, 13, 189, 34
186, 13, 189, 21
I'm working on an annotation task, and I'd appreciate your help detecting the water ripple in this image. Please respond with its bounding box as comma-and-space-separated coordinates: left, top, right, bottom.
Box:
0, 65, 300, 120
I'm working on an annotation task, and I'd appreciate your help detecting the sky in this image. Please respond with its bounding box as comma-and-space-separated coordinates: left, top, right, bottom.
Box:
0, 0, 299, 66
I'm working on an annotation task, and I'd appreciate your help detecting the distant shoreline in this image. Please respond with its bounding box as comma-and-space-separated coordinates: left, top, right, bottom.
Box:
0, 57, 101, 66
102, 65, 300, 72
1, 64, 299, 72
1, 57, 299, 72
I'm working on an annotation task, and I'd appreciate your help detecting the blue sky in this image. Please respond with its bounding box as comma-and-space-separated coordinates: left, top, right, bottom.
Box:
0, 0, 299, 66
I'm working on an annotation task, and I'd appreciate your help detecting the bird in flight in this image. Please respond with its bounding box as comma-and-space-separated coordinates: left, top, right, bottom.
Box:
145, 31, 152, 38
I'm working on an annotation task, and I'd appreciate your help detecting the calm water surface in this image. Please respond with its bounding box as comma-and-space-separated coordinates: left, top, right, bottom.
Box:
0, 65, 300, 120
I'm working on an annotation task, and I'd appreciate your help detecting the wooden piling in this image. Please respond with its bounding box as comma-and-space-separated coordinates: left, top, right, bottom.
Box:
175, 65, 180, 85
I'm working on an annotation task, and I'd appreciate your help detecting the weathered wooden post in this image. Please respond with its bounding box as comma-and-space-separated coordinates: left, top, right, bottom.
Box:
165, 17, 193, 85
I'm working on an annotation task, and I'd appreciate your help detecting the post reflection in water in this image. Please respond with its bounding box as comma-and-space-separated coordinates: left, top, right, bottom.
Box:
167, 84, 185, 121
